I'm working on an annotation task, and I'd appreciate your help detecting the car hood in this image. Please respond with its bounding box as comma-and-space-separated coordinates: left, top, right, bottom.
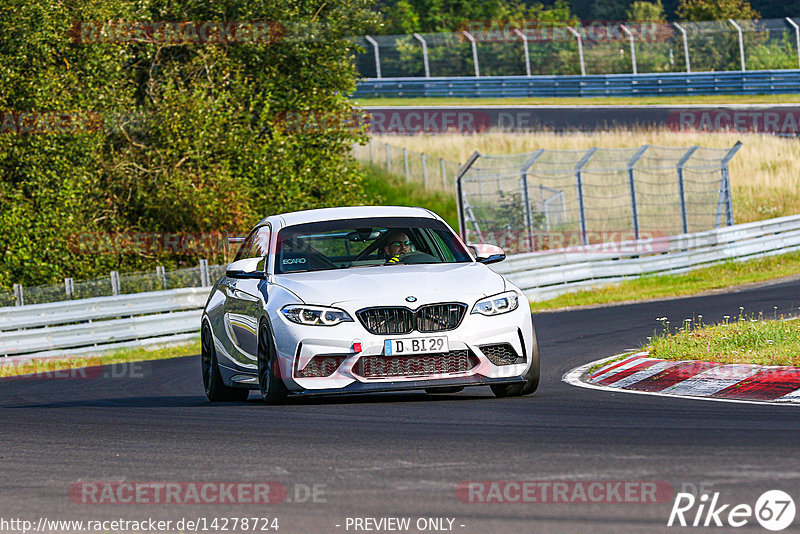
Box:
272, 263, 506, 307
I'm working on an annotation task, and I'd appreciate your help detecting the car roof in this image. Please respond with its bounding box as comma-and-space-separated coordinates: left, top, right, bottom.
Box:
261, 206, 440, 228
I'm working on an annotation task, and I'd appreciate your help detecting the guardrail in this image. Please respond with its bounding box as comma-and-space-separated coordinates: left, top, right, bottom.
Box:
354, 70, 800, 99
491, 213, 800, 301
0, 287, 210, 358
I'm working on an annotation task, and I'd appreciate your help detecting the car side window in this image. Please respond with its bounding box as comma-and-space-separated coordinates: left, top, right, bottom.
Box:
234, 225, 271, 262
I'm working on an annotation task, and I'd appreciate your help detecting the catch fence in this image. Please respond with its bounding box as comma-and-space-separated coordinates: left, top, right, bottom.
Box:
353, 140, 462, 191
1, 261, 226, 308
354, 17, 800, 79
456, 143, 741, 253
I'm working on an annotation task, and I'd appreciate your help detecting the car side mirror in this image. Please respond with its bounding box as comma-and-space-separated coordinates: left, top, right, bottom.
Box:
226, 257, 266, 279
468, 243, 506, 265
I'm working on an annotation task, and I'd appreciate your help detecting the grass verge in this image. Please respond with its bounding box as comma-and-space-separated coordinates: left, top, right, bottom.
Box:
0, 339, 200, 378
357, 162, 459, 230
354, 94, 800, 107
529, 251, 800, 312
644, 313, 800, 367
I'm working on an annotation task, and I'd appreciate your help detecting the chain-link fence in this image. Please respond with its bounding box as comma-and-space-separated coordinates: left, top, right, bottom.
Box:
353, 140, 462, 192
354, 17, 800, 78
4, 260, 227, 307
456, 143, 741, 253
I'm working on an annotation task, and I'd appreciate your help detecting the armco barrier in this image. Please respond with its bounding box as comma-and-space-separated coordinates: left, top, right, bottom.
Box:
490, 213, 800, 301
353, 70, 800, 99
0, 287, 210, 358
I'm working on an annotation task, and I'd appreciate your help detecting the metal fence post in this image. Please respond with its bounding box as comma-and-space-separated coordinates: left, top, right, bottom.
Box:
65, 278, 74, 300
13, 284, 23, 307
440, 158, 447, 189
156, 266, 167, 290
513, 29, 531, 76
719, 141, 742, 227
462, 31, 480, 76
620, 24, 637, 75
455, 152, 482, 241
627, 145, 649, 240
787, 18, 800, 70
421, 153, 428, 188
574, 147, 598, 245
385, 143, 391, 172
677, 146, 699, 234
403, 148, 410, 181
673, 23, 691, 73
110, 271, 121, 296
520, 149, 545, 252
364, 35, 382, 78
567, 26, 586, 76
728, 19, 746, 71
199, 259, 210, 287
413, 33, 430, 78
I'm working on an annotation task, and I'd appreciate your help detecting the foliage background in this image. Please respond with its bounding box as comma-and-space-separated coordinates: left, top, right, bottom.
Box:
0, 0, 375, 290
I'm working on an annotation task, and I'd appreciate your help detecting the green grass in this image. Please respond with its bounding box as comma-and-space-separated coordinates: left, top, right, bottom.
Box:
0, 339, 200, 378
358, 162, 459, 230
530, 251, 800, 312
645, 314, 800, 367
354, 94, 800, 107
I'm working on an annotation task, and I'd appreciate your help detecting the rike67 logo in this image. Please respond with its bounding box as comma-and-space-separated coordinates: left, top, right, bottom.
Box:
668, 490, 795, 531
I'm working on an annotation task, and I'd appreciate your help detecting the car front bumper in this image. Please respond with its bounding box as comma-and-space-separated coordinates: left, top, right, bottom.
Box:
270, 302, 534, 393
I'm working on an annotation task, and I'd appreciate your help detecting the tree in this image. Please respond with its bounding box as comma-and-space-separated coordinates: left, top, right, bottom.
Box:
627, 0, 666, 21
0, 0, 376, 289
676, 0, 759, 21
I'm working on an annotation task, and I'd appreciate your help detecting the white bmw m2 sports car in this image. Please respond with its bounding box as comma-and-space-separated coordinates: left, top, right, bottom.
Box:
201, 206, 539, 403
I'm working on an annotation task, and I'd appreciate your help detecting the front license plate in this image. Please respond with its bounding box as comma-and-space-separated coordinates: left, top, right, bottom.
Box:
384, 336, 448, 356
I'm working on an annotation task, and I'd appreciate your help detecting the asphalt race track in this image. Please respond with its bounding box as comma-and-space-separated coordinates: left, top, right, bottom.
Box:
3, 279, 800, 533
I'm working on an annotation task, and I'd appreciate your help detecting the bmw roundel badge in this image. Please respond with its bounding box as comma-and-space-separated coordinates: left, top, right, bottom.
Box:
405, 296, 417, 302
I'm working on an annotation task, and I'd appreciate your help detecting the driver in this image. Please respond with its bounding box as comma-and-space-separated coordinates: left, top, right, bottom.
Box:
383, 230, 414, 264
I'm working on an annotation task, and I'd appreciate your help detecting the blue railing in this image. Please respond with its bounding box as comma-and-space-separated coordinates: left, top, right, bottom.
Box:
354, 70, 800, 99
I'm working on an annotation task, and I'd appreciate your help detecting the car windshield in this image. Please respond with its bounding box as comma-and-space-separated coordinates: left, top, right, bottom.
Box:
274, 216, 472, 274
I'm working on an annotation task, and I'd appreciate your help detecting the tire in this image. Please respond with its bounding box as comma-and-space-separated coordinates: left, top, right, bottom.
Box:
491, 323, 540, 398
258, 320, 289, 405
202, 323, 250, 402
425, 386, 465, 394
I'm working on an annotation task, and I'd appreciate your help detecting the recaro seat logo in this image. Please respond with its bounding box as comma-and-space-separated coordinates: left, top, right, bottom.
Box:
668, 490, 795, 531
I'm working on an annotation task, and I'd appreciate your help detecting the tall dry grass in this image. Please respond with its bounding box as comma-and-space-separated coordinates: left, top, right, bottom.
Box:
371, 131, 800, 224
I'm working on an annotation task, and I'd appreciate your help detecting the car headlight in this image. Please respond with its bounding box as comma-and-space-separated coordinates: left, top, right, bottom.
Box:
281, 305, 354, 326
471, 291, 519, 316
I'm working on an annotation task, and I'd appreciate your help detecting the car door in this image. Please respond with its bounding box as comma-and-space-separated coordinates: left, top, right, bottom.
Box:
221, 224, 271, 369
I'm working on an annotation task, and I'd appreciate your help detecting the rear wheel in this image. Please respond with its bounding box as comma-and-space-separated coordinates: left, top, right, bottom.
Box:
202, 324, 249, 402
491, 323, 540, 398
258, 320, 289, 405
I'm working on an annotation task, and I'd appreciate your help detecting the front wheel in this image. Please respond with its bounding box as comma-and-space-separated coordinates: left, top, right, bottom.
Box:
202, 324, 249, 402
258, 320, 289, 405
491, 323, 540, 398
